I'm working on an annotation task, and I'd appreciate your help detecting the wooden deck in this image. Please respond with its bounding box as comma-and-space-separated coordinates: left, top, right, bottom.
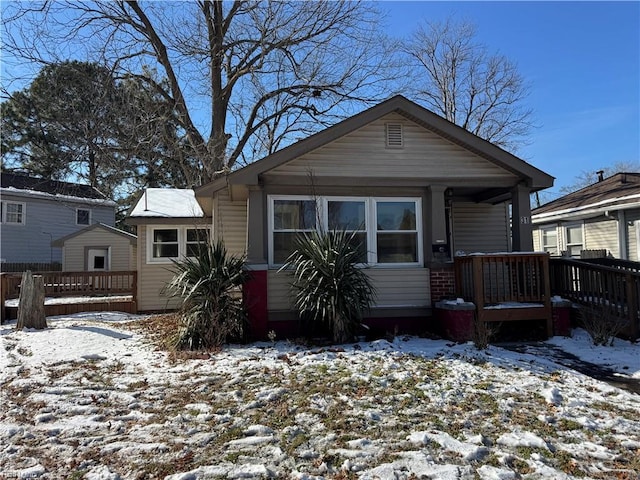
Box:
454, 253, 553, 337
550, 258, 640, 340
1, 271, 137, 323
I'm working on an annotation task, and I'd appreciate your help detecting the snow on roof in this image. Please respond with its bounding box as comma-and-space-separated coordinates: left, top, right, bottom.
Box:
129, 188, 204, 218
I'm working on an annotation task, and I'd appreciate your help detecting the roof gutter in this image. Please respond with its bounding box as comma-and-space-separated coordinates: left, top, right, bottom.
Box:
532, 200, 640, 224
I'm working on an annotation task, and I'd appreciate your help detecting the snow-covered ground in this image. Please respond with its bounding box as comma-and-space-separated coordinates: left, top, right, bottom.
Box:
1, 313, 638, 480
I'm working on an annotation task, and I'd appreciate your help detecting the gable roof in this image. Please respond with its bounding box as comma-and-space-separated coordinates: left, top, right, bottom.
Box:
196, 95, 553, 197
51, 223, 137, 247
532, 172, 640, 222
1, 171, 112, 202
128, 188, 204, 219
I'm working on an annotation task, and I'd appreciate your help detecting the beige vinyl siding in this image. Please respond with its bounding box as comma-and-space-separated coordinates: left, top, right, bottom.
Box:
532, 227, 541, 252
584, 217, 619, 258
214, 188, 247, 256
62, 230, 134, 271
268, 113, 517, 181
267, 267, 430, 311
452, 202, 510, 254
136, 226, 181, 311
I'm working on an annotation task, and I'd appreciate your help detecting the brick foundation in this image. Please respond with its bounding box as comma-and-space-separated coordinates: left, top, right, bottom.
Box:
430, 265, 456, 303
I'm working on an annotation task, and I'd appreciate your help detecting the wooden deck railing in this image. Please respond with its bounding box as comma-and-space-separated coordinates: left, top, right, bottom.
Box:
550, 258, 639, 340
454, 253, 552, 335
1, 271, 137, 322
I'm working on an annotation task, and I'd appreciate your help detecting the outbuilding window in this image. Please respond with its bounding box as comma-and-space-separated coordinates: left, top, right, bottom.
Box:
147, 226, 210, 263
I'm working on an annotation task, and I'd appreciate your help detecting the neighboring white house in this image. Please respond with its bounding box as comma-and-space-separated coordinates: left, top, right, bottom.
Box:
532, 172, 640, 259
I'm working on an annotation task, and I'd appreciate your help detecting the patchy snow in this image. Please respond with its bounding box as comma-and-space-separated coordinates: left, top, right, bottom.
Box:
0, 186, 116, 206
1, 313, 639, 479
129, 188, 204, 218
5, 295, 133, 308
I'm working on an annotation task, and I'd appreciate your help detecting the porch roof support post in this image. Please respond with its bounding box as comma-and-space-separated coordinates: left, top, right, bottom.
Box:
511, 183, 533, 251
429, 185, 448, 262
247, 186, 267, 265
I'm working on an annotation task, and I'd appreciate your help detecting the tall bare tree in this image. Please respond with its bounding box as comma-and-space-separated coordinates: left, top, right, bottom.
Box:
3, 1, 393, 184
402, 18, 533, 152
559, 161, 640, 194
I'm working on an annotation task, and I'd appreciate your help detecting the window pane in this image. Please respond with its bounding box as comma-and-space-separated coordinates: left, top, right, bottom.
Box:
377, 233, 417, 263
77, 209, 90, 225
154, 229, 178, 242
568, 245, 582, 257
94, 256, 105, 269
346, 232, 368, 263
153, 243, 178, 258
328, 201, 366, 230
274, 200, 316, 230
377, 202, 416, 231
273, 232, 301, 264
6, 203, 23, 223
187, 228, 210, 242
566, 226, 582, 244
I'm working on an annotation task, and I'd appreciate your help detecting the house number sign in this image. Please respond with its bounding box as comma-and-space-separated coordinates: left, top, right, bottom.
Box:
520, 216, 531, 224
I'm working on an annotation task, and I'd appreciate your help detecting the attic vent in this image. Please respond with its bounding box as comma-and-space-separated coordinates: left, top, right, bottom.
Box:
386, 123, 403, 148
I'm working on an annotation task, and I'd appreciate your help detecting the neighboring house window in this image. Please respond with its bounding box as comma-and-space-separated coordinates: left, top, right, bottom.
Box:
268, 195, 422, 266
148, 226, 211, 263
564, 223, 584, 257
76, 208, 91, 225
1, 201, 26, 225
540, 226, 559, 256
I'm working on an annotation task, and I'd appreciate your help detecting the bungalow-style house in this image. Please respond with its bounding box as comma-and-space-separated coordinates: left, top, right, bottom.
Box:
532, 172, 640, 259
1, 172, 117, 269
128, 96, 554, 337
51, 223, 137, 271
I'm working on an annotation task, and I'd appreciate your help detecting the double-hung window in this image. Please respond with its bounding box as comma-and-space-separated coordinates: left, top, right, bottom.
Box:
564, 224, 584, 257
540, 226, 559, 256
269, 195, 422, 266
327, 199, 368, 263
375, 201, 419, 263
272, 199, 317, 264
148, 226, 211, 263
1, 201, 25, 225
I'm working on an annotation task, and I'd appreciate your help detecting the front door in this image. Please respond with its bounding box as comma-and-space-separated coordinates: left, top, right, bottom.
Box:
88, 248, 109, 271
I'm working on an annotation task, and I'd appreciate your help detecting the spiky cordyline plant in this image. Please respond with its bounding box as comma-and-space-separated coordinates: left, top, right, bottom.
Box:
166, 240, 247, 350
283, 229, 376, 344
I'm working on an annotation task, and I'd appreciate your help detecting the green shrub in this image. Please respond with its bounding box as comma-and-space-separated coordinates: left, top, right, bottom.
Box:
166, 240, 247, 350
283, 230, 376, 343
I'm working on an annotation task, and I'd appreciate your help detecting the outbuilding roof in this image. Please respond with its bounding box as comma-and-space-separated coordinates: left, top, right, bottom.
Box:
51, 223, 137, 247
128, 188, 204, 218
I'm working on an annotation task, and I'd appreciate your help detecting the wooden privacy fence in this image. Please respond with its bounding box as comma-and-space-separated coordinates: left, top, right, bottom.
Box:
550, 258, 640, 340
454, 253, 552, 336
1, 271, 137, 322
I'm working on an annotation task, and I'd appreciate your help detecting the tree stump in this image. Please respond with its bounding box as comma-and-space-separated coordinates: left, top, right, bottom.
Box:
16, 271, 47, 330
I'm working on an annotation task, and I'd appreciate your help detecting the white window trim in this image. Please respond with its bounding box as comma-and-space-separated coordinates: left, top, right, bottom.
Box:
563, 222, 585, 258
539, 225, 559, 256
76, 208, 91, 226
268, 195, 423, 268
146, 226, 211, 264
1, 201, 26, 225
